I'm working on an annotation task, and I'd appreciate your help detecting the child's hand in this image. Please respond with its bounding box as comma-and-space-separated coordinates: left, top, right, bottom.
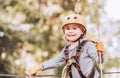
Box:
95, 41, 104, 54
25, 65, 42, 77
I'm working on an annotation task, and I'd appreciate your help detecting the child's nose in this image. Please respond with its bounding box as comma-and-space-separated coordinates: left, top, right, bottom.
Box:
68, 30, 74, 33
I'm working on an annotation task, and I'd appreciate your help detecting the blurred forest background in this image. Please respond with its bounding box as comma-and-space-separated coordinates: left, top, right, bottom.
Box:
0, 0, 120, 78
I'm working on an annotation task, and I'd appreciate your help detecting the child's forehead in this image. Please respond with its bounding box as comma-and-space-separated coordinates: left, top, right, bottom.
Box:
64, 23, 80, 27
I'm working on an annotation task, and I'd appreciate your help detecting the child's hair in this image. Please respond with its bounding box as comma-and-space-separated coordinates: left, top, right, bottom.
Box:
77, 24, 87, 38
77, 23, 86, 34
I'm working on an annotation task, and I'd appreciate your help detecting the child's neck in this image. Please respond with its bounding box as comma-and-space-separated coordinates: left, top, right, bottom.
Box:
69, 41, 79, 50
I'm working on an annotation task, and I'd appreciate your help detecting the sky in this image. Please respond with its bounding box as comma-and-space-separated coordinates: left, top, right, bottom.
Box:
104, 0, 120, 57
105, 0, 120, 21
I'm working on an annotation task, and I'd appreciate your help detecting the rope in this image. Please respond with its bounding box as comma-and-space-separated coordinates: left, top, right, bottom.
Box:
75, 0, 81, 14
95, 0, 104, 77
61, 59, 73, 78
0, 72, 120, 78
98, 52, 103, 78
0, 74, 61, 78
103, 72, 120, 74
0, 74, 25, 77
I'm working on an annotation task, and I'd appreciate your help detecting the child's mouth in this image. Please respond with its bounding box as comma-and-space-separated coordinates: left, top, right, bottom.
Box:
67, 35, 76, 37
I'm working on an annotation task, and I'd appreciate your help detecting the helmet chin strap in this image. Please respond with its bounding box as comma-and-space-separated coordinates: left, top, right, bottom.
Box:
71, 33, 84, 42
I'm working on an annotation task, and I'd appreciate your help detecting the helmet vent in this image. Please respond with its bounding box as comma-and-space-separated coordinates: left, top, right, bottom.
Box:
67, 17, 70, 20
74, 16, 77, 19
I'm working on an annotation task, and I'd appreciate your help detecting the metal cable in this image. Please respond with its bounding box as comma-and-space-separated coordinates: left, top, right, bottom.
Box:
0, 74, 61, 77
75, 0, 81, 14
0, 72, 120, 77
103, 72, 120, 74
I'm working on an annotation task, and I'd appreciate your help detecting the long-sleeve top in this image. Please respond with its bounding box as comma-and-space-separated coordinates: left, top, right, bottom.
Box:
40, 40, 99, 78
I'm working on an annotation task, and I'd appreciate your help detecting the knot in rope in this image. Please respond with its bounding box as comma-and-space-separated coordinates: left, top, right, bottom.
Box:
61, 59, 73, 78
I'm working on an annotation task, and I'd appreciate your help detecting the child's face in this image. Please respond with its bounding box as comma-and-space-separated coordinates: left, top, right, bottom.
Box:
64, 24, 83, 42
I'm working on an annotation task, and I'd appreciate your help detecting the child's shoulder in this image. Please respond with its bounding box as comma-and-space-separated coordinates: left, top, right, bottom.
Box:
82, 40, 95, 47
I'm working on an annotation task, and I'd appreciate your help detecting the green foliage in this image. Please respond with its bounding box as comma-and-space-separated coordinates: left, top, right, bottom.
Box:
104, 57, 120, 70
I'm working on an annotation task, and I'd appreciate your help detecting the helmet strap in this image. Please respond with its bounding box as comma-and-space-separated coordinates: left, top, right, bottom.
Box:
72, 33, 84, 42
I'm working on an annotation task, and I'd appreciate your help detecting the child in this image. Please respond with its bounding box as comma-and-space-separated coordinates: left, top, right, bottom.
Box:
25, 14, 100, 78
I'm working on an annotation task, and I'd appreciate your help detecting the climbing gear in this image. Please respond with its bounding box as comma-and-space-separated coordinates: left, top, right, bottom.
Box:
93, 41, 104, 63
92, 40, 104, 78
95, 41, 104, 78
74, 0, 81, 14
61, 59, 73, 78
62, 40, 104, 78
62, 14, 86, 29
94, 0, 104, 77
63, 40, 88, 78
95, 41, 104, 54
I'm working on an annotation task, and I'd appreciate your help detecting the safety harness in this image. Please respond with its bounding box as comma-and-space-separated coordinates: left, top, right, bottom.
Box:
62, 40, 95, 78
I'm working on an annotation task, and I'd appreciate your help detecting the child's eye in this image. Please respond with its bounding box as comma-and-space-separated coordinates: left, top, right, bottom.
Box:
73, 28, 77, 30
66, 28, 70, 30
